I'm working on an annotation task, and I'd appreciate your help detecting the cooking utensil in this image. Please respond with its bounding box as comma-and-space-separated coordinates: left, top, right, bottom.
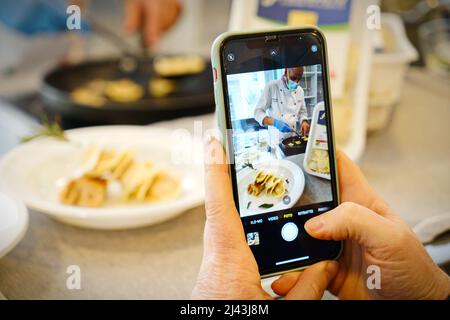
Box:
85, 11, 145, 73
292, 129, 303, 139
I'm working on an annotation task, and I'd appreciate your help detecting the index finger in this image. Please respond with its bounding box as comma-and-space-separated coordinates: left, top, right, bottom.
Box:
336, 149, 391, 216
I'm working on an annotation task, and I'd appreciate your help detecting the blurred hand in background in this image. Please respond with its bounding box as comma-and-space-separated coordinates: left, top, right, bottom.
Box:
124, 0, 181, 47
0, 0, 181, 45
0, 0, 74, 35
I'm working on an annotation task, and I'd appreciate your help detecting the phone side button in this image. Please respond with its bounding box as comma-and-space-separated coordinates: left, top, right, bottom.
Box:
213, 67, 218, 82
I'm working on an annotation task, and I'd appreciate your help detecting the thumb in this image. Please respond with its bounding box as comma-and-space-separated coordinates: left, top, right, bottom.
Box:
305, 202, 394, 248
284, 260, 339, 300
203, 137, 246, 250
203, 136, 235, 214
124, 0, 142, 32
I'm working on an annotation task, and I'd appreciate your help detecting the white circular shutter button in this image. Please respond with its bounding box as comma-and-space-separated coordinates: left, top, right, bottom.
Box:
281, 222, 299, 242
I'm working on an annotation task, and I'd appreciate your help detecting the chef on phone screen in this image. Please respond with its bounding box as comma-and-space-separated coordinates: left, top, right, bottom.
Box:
254, 67, 310, 137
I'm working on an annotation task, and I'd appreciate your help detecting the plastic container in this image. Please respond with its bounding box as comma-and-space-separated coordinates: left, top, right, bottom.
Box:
228, 0, 378, 161
303, 102, 331, 180
368, 13, 418, 132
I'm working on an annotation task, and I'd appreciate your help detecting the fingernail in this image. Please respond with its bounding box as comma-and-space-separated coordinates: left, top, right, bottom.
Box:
305, 216, 323, 232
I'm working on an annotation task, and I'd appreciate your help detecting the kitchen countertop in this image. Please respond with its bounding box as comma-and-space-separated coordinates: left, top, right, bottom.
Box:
360, 68, 450, 227
0, 67, 449, 299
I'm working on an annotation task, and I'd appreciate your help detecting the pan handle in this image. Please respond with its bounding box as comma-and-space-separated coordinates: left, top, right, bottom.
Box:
84, 11, 146, 73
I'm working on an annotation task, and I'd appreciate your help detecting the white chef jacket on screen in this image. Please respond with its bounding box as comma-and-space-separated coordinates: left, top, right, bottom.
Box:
254, 78, 308, 130
255, 77, 308, 152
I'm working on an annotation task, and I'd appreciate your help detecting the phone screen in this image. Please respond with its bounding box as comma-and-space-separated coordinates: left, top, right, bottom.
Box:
219, 30, 341, 276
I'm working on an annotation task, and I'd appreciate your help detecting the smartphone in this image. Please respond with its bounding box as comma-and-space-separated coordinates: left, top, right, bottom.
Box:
211, 27, 342, 278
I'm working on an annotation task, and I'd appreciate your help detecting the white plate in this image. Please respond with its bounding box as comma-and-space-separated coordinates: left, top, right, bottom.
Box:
0, 126, 204, 230
237, 160, 305, 217
0, 191, 28, 258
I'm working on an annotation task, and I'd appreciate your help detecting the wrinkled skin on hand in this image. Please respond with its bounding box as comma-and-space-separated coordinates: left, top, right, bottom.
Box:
193, 138, 450, 300
275, 150, 450, 300
192, 138, 338, 300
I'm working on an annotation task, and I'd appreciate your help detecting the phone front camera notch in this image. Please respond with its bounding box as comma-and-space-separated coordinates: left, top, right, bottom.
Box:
265, 35, 278, 43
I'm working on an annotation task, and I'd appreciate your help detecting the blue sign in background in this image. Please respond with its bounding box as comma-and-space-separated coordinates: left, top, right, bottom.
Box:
317, 110, 327, 126
257, 0, 352, 26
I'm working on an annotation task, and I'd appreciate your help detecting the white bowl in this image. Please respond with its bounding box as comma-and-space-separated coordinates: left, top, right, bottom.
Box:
0, 126, 205, 230
0, 191, 28, 258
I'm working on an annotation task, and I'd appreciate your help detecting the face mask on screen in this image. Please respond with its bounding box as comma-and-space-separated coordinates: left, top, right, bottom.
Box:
287, 79, 299, 91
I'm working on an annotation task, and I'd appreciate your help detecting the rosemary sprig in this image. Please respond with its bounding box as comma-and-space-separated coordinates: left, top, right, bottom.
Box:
21, 116, 68, 143
242, 161, 255, 170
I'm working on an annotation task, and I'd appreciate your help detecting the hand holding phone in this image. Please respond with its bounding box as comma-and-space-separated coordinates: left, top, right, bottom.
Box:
195, 141, 450, 299
192, 137, 339, 299
273, 150, 450, 300
211, 27, 342, 277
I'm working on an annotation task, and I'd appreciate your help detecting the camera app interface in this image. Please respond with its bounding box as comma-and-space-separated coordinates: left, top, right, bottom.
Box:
222, 33, 340, 275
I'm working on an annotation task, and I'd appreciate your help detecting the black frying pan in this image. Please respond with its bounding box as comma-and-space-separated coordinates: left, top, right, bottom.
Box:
40, 57, 214, 126
280, 134, 308, 156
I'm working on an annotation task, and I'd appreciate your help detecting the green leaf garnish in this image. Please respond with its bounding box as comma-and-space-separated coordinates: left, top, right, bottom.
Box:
242, 162, 255, 170
21, 115, 68, 143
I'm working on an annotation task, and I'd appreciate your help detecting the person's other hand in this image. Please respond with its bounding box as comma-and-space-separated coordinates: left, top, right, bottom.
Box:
273, 119, 293, 133
273, 150, 450, 300
300, 120, 310, 135
124, 0, 181, 47
192, 137, 339, 299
